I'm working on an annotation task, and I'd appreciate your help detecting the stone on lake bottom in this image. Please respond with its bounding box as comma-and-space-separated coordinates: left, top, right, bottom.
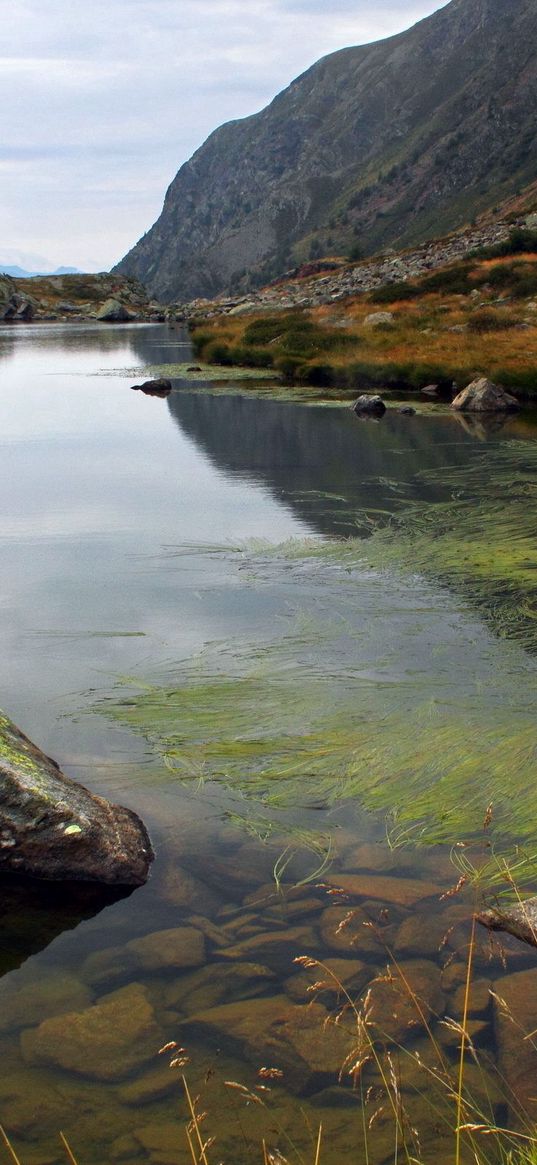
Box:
326, 872, 444, 907
20, 983, 162, 1081
81, 925, 205, 987
180, 994, 356, 1094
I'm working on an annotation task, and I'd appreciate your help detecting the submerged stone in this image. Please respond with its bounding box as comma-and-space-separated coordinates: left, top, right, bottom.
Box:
492, 967, 537, 1110
81, 925, 205, 987
163, 959, 275, 1015
0, 970, 92, 1033
0, 710, 153, 885
21, 983, 161, 1080
118, 1064, 178, 1105
365, 958, 445, 1042
180, 994, 356, 1093
326, 873, 443, 908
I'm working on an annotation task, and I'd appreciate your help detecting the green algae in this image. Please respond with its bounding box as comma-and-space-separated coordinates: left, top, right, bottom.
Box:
0, 713, 42, 777
100, 436, 537, 891
100, 362, 279, 382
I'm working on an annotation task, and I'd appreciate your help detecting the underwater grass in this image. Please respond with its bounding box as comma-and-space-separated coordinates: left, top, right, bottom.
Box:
96, 435, 537, 892
100, 433, 537, 893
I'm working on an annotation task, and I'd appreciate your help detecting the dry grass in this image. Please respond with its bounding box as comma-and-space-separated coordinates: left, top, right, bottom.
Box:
191, 254, 537, 394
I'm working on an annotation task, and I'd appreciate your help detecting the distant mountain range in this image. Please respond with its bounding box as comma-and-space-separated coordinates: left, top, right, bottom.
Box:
115, 0, 537, 302
0, 265, 83, 279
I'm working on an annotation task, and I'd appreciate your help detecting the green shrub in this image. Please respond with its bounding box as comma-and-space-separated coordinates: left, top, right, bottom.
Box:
243, 317, 286, 346
230, 345, 274, 368
273, 355, 306, 382
467, 308, 521, 333
301, 363, 336, 386
369, 281, 419, 304
469, 227, 537, 261
419, 264, 472, 295
204, 341, 234, 365
190, 328, 213, 356
482, 261, 537, 298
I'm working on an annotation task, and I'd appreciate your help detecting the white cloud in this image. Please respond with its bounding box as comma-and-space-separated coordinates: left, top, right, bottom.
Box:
0, 0, 448, 271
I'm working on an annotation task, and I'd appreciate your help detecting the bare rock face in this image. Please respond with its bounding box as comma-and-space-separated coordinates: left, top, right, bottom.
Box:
451, 377, 520, 412
114, 0, 537, 301
0, 711, 153, 885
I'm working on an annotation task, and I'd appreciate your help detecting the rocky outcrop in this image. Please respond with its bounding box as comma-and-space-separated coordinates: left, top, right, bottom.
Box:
0, 275, 35, 321
169, 216, 521, 320
0, 711, 153, 885
95, 298, 134, 322
115, 0, 537, 301
2, 273, 160, 323
451, 377, 520, 412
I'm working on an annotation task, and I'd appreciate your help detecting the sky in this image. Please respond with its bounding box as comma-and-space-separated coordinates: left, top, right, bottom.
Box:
0, 0, 449, 273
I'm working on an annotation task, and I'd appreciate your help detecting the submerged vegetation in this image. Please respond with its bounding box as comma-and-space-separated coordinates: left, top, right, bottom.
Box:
189, 248, 537, 394
102, 436, 537, 894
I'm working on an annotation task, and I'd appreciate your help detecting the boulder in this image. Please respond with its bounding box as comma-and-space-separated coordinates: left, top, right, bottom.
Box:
421, 383, 439, 396
476, 896, 537, 948
352, 394, 386, 417
95, 298, 134, 322
398, 405, 416, 415
130, 378, 172, 397
364, 311, 394, 328
0, 275, 18, 320
451, 377, 520, 412
21, 983, 161, 1081
0, 710, 153, 885
180, 994, 356, 1093
492, 967, 537, 1109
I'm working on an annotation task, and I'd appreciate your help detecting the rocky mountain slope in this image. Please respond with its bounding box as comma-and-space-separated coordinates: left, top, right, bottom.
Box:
0, 272, 164, 322
115, 0, 537, 303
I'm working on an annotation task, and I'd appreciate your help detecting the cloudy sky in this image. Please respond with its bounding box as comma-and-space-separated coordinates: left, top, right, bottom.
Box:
1, 0, 449, 272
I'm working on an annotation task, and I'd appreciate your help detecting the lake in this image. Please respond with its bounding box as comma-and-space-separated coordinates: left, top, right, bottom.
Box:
1, 321, 537, 1165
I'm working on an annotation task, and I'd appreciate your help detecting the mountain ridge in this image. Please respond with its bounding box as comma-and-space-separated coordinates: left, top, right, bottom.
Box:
115, 0, 537, 302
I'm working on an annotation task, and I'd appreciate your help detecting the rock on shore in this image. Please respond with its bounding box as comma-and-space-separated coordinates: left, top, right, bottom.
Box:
451, 377, 520, 412
0, 711, 153, 885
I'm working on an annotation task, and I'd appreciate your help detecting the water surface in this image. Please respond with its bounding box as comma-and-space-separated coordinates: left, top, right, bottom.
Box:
1, 323, 536, 1165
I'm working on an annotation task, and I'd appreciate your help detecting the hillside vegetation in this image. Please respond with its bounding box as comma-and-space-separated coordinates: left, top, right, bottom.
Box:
190, 243, 537, 396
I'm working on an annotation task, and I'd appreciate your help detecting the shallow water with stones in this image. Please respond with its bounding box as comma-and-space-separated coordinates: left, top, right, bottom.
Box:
1, 322, 537, 1165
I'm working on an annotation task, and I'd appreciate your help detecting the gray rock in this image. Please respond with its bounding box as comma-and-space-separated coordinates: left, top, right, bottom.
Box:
477, 897, 537, 948
352, 394, 386, 417
364, 311, 394, 328
130, 378, 172, 397
421, 383, 439, 396
451, 377, 520, 412
0, 710, 153, 885
0, 275, 18, 320
95, 298, 134, 322
398, 405, 416, 415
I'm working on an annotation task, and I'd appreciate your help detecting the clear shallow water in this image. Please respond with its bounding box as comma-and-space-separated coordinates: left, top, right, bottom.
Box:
1, 323, 537, 1165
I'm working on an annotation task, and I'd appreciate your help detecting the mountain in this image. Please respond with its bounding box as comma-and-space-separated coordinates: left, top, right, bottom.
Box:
115, 0, 537, 303
0, 265, 83, 278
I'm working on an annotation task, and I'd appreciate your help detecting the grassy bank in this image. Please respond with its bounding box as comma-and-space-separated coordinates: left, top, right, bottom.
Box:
190, 247, 537, 396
